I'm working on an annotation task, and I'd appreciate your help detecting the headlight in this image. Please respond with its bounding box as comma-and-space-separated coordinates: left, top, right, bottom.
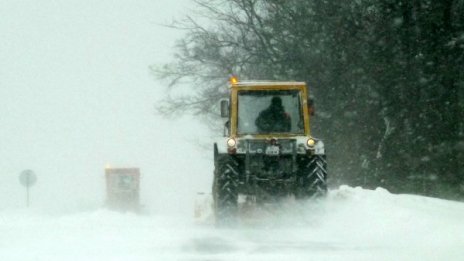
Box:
227, 138, 236, 147
307, 138, 316, 147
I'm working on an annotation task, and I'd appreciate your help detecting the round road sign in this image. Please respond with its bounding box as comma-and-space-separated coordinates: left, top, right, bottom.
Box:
19, 169, 37, 187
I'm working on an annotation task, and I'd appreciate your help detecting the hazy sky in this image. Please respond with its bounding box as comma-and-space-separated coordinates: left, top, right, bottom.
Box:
0, 0, 212, 213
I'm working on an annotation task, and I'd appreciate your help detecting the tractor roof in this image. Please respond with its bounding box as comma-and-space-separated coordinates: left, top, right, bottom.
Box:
231, 81, 305, 86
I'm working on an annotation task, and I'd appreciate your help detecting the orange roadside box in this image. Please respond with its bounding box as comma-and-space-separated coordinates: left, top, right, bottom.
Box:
105, 167, 140, 212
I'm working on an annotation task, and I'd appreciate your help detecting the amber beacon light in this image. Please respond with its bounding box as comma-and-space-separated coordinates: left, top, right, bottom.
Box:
229, 75, 239, 85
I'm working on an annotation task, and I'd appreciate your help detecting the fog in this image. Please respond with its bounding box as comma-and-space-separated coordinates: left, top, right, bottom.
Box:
0, 0, 211, 215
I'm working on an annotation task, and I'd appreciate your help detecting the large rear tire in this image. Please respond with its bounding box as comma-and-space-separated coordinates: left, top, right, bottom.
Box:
296, 155, 328, 199
213, 153, 239, 225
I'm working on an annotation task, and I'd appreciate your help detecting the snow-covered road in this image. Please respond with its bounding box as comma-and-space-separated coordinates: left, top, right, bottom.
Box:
2, 186, 463, 261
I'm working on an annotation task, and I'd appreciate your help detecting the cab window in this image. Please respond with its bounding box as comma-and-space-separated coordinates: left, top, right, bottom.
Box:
237, 90, 304, 135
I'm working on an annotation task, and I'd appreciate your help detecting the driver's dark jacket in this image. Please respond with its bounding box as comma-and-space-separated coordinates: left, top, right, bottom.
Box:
255, 106, 291, 133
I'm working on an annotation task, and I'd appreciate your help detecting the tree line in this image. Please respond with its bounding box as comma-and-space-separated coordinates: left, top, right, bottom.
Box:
153, 0, 464, 199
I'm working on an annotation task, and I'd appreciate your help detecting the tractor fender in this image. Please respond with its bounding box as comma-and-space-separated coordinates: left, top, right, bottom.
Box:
214, 138, 229, 154
314, 139, 325, 155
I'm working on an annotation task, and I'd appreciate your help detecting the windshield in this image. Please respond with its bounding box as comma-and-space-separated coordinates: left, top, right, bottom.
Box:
237, 90, 304, 135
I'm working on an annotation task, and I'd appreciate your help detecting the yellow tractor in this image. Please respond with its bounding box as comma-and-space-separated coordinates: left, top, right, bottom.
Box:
213, 76, 327, 224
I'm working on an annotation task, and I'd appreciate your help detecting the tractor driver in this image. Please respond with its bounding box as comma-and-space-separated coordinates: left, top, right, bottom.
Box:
255, 96, 291, 133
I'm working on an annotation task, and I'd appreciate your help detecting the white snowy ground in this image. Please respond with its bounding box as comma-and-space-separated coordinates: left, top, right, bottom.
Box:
1, 186, 464, 261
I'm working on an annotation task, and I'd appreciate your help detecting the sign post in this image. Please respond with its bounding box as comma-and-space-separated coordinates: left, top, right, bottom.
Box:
19, 169, 37, 207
